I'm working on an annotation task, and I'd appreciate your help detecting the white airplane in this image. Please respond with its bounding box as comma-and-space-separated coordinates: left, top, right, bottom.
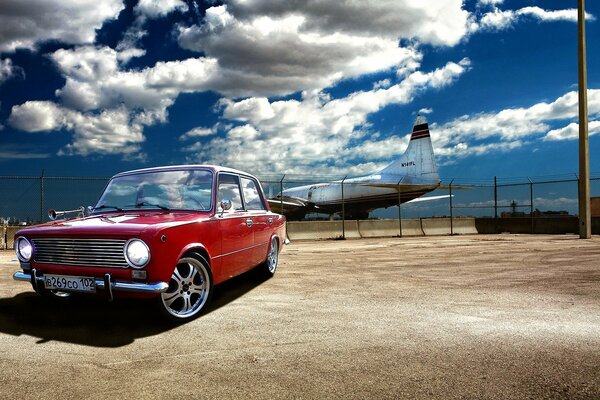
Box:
268, 116, 446, 220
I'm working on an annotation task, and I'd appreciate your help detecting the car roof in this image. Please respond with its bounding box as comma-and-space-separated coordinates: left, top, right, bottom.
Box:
111, 165, 256, 179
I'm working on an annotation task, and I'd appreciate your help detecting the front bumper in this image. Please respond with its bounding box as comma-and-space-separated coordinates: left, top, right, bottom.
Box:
13, 270, 169, 296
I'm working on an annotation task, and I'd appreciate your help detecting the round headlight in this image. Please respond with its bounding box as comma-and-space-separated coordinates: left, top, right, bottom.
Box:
15, 237, 33, 262
124, 239, 150, 269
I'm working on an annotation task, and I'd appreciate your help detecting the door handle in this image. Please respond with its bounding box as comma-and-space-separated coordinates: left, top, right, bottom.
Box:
268, 217, 273, 224
246, 218, 253, 227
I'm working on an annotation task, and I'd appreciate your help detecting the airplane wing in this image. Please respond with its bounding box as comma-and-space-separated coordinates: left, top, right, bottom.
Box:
405, 194, 453, 204
267, 196, 318, 215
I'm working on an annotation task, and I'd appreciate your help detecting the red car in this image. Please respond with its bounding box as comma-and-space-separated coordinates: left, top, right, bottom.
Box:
13, 165, 286, 321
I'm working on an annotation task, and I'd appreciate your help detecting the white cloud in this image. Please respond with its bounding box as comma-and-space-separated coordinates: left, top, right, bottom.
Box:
116, 0, 189, 63
180, 126, 218, 141
9, 101, 66, 132
479, 8, 515, 30
51, 46, 218, 114
418, 108, 433, 115
373, 79, 392, 90
544, 121, 600, 141
178, 6, 422, 98
0, 58, 24, 84
134, 0, 187, 19
9, 44, 219, 156
9, 101, 145, 157
430, 89, 600, 157
0, 0, 124, 52
518, 7, 593, 23
225, 0, 470, 47
478, 0, 504, 5
184, 60, 471, 175
475, 5, 594, 32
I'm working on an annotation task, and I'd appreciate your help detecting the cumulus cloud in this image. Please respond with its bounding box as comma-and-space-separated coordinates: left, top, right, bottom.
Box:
475, 5, 594, 32
0, 0, 124, 52
373, 79, 392, 90
178, 6, 423, 97
9, 101, 66, 132
430, 89, 600, 157
9, 101, 145, 157
184, 59, 471, 175
180, 126, 218, 141
0, 58, 24, 84
224, 0, 470, 46
544, 121, 600, 141
134, 0, 187, 19
9, 43, 221, 156
116, 0, 189, 62
51, 46, 217, 114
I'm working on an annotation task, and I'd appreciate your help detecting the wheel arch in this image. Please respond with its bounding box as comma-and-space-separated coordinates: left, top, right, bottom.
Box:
178, 244, 211, 266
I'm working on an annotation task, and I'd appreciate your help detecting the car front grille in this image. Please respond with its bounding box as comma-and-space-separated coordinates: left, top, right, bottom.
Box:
32, 238, 129, 268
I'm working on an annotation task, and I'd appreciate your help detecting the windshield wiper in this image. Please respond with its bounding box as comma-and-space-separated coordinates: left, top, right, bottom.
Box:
93, 205, 123, 212
132, 201, 170, 211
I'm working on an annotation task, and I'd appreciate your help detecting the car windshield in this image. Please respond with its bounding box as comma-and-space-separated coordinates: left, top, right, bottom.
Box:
94, 169, 213, 213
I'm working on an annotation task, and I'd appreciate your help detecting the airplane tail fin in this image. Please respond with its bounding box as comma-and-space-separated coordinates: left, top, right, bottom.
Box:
379, 116, 439, 184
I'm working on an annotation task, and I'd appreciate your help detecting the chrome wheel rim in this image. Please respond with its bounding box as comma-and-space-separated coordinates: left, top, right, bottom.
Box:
161, 259, 210, 319
267, 238, 279, 274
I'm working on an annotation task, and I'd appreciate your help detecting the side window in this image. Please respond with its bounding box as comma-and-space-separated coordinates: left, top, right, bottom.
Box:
241, 177, 266, 211
217, 174, 244, 212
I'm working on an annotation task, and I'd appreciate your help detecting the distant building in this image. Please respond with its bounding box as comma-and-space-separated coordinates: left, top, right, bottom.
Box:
501, 200, 570, 218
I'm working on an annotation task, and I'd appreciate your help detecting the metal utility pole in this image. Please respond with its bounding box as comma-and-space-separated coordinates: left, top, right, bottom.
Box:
578, 0, 591, 239
397, 178, 403, 237
341, 176, 347, 239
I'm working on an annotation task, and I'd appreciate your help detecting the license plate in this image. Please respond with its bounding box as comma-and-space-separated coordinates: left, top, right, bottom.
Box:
44, 274, 96, 293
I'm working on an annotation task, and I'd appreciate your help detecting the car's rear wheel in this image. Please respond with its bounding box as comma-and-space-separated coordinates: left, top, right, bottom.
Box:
157, 255, 213, 322
260, 237, 279, 277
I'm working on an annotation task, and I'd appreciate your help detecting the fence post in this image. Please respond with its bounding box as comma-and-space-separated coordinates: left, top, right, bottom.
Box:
397, 178, 403, 237
341, 176, 347, 239
279, 174, 285, 215
494, 176, 498, 219
529, 178, 534, 234
449, 179, 454, 235
493, 176, 498, 234
40, 169, 45, 224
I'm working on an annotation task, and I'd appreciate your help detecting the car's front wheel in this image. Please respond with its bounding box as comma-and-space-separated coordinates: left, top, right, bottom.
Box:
157, 254, 213, 322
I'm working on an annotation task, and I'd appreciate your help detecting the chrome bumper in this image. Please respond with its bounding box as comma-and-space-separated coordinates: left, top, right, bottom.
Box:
13, 270, 169, 295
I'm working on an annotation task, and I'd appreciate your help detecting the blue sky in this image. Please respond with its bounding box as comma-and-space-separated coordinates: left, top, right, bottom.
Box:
0, 0, 599, 186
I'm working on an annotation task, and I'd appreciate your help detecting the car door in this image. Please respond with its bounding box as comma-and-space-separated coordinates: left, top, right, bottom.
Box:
216, 173, 255, 278
240, 176, 272, 266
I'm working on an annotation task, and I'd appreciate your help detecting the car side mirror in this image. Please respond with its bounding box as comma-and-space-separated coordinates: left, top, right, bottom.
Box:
220, 199, 232, 216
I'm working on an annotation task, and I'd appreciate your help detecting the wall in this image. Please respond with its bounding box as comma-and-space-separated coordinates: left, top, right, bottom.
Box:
287, 218, 477, 240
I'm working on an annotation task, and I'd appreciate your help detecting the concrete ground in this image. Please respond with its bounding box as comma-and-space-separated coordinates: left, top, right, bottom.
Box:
0, 234, 599, 399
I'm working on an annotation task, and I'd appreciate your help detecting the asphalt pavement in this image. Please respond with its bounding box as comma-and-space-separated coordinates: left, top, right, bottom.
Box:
0, 234, 599, 399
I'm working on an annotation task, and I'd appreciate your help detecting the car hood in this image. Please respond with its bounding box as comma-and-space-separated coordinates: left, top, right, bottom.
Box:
15, 212, 211, 238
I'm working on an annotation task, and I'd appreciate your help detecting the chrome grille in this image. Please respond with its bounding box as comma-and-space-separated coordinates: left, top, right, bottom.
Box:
32, 238, 129, 268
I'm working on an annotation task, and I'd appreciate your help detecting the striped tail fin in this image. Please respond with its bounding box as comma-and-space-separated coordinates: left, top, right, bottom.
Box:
379, 116, 439, 183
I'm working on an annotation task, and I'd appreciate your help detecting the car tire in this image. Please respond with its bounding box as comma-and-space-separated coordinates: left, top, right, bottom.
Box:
156, 254, 213, 323
259, 237, 279, 278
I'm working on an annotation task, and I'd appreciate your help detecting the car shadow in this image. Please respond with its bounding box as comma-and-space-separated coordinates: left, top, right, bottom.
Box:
0, 267, 270, 348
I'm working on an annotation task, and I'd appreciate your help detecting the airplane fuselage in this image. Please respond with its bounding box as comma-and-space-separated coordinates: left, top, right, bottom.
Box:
280, 174, 439, 219
269, 118, 441, 220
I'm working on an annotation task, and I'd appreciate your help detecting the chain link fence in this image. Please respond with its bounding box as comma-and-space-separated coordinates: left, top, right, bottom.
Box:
1, 172, 599, 247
